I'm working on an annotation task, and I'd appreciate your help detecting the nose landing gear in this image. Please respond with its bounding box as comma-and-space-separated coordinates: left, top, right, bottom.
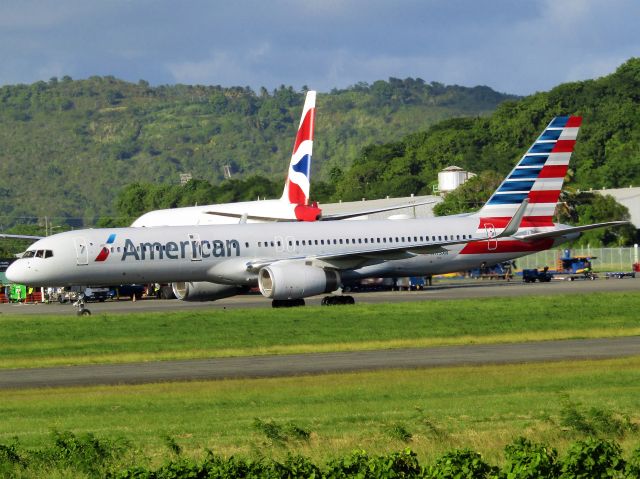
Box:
73, 294, 91, 316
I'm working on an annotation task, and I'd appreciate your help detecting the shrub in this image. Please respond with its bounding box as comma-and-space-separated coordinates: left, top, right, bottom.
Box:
625, 446, 640, 478
425, 449, 496, 479
502, 437, 560, 479
559, 437, 625, 478
324, 449, 422, 478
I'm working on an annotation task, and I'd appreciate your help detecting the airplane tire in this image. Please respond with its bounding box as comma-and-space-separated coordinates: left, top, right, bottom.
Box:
322, 295, 355, 306
272, 299, 306, 308
77, 309, 91, 316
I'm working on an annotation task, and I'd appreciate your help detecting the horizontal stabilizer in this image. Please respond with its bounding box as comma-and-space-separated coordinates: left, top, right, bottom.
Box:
513, 221, 630, 241
0, 233, 43, 241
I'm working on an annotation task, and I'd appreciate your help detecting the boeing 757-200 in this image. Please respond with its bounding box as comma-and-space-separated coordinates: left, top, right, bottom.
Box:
7, 116, 628, 307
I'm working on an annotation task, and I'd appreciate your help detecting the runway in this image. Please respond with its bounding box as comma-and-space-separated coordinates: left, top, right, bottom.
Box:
1, 336, 639, 390
1, 275, 637, 316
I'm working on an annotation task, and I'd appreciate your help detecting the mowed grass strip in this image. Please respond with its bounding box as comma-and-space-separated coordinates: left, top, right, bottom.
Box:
0, 292, 638, 369
1, 356, 639, 464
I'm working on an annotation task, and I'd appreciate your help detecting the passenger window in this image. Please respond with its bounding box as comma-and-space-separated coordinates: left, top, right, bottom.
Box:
339, 239, 343, 244
245, 242, 249, 248
258, 242, 262, 247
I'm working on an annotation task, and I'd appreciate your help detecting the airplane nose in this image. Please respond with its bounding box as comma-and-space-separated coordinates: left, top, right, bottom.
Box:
6, 261, 29, 284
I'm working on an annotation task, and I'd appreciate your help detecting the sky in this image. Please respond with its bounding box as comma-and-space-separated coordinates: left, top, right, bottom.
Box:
0, 0, 638, 96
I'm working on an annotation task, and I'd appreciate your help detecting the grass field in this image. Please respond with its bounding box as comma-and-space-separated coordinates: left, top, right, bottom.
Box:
1, 292, 639, 369
1, 357, 639, 466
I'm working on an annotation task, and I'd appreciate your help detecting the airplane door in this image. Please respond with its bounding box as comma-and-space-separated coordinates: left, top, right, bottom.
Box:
484, 224, 498, 251
188, 233, 202, 261
74, 237, 89, 265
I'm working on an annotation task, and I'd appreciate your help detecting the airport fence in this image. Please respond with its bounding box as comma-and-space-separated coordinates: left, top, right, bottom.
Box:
517, 246, 640, 273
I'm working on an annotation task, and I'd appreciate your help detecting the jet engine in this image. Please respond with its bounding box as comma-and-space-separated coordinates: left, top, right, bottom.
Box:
258, 264, 340, 300
172, 281, 244, 302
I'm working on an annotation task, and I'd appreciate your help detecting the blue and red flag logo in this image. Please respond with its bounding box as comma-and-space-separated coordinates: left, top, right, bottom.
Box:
94, 233, 116, 262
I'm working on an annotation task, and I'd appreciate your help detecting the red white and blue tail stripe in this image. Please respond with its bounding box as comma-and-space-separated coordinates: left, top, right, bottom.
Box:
282, 90, 316, 206
476, 115, 581, 232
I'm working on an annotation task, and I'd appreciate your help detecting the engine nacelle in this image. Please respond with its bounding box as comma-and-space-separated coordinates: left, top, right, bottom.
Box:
258, 264, 340, 300
172, 281, 243, 302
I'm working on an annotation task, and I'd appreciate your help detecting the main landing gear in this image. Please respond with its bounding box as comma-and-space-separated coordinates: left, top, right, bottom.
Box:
270, 295, 356, 307
321, 295, 355, 306
271, 298, 306, 308
73, 294, 91, 316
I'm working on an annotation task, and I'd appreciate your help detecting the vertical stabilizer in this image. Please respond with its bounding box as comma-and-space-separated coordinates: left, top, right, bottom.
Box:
281, 90, 316, 205
476, 116, 582, 232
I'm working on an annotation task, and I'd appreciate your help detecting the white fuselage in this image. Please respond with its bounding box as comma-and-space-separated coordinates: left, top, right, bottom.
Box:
6, 215, 568, 290
131, 199, 299, 226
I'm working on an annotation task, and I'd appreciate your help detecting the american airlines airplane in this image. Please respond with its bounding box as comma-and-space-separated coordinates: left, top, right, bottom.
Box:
6, 116, 628, 308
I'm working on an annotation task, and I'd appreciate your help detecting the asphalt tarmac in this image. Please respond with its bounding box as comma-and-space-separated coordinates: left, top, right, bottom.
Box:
1, 336, 639, 390
1, 275, 638, 316
0, 277, 637, 390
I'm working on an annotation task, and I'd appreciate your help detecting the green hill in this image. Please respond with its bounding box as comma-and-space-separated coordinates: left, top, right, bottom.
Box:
0, 77, 510, 227
332, 58, 640, 201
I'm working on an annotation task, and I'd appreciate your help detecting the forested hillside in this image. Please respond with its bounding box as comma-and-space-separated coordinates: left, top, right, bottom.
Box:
0, 76, 509, 227
331, 58, 640, 201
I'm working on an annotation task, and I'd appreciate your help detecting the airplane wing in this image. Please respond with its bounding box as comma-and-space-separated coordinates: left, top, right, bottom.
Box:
245, 235, 478, 273
318, 199, 437, 221
513, 221, 631, 241
0, 233, 43, 241
203, 211, 297, 222
204, 199, 437, 223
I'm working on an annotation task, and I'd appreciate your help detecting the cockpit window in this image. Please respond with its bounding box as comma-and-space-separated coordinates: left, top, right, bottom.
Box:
21, 249, 53, 258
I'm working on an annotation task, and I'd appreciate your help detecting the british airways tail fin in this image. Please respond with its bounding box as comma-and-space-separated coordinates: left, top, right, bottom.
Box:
281, 90, 316, 205
476, 115, 582, 231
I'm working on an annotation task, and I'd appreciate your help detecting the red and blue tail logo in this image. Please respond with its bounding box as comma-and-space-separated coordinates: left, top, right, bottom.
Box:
94, 233, 116, 262
462, 116, 581, 255
477, 115, 581, 230
284, 90, 315, 205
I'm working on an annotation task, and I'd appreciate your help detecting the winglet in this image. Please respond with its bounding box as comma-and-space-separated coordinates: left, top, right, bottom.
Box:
497, 198, 528, 238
